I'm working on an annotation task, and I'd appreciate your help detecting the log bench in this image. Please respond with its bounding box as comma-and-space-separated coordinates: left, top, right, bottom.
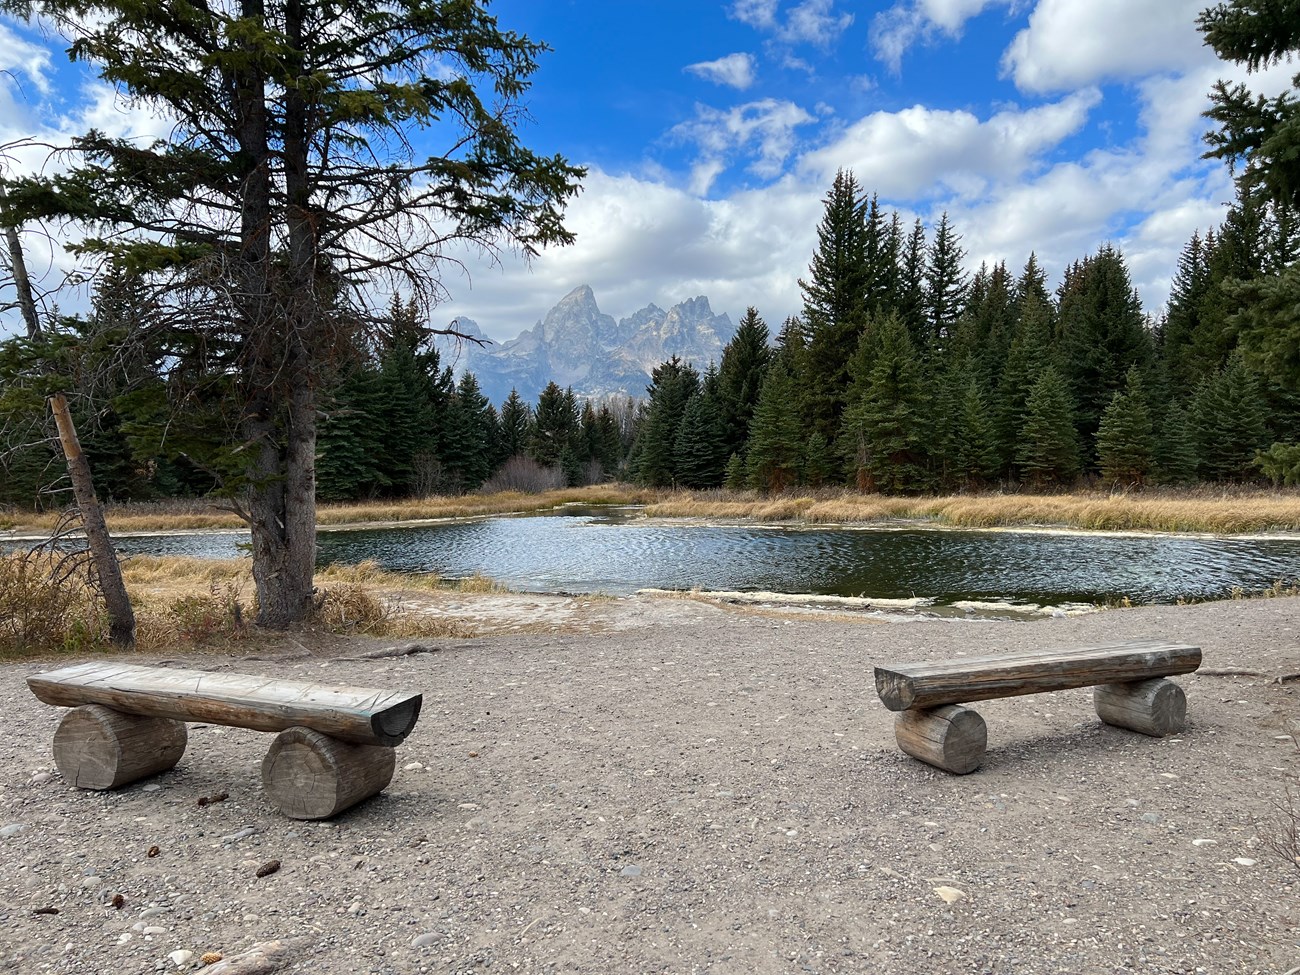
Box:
873, 640, 1201, 774
26, 662, 422, 819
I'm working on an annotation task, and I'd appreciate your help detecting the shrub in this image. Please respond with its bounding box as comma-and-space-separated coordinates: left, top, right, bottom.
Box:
479, 455, 566, 494
0, 553, 107, 655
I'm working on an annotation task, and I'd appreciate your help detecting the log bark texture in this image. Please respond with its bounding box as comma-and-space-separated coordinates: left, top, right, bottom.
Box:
52, 704, 187, 790
1093, 678, 1188, 737
893, 705, 987, 774
875, 641, 1201, 711
261, 726, 396, 819
28, 663, 421, 746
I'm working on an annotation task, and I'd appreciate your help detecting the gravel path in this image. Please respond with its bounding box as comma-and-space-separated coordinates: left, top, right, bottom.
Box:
1, 595, 1298, 974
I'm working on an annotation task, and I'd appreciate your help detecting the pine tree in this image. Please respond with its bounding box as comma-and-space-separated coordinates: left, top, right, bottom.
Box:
841, 313, 927, 493
633, 357, 699, 487
317, 356, 388, 501
799, 170, 870, 439
746, 364, 804, 492
440, 372, 494, 492
530, 382, 578, 469
1016, 366, 1080, 488
673, 392, 728, 488
1096, 367, 1157, 487
950, 376, 998, 490
923, 212, 969, 353
716, 307, 772, 458
723, 451, 747, 490
498, 389, 533, 460
1057, 245, 1154, 462
899, 218, 928, 349
1192, 354, 1269, 481
1154, 402, 1199, 485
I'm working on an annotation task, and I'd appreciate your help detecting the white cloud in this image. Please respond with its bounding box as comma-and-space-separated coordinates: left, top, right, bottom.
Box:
1002, 0, 1210, 93
731, 0, 853, 48
0, 20, 54, 93
871, 0, 1008, 71
672, 98, 816, 194
685, 52, 758, 90
799, 88, 1100, 198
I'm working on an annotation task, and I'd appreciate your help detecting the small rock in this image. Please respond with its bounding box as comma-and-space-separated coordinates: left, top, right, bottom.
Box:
1, 823, 27, 839
1233, 857, 1257, 866
142, 925, 167, 935
1140, 813, 1161, 824
117, 933, 132, 944
141, 907, 169, 918
168, 949, 194, 967
1191, 838, 1217, 847
878, 866, 905, 879
1159, 773, 1179, 780
81, 876, 102, 888
26, 772, 53, 786
934, 886, 966, 905
405, 762, 424, 771
412, 933, 438, 948
141, 783, 162, 793
222, 827, 256, 843
620, 865, 643, 877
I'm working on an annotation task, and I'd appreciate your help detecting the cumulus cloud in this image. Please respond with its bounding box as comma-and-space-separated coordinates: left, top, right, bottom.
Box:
672, 98, 817, 194
685, 52, 758, 90
799, 88, 1100, 199
870, 0, 1008, 71
1002, 0, 1210, 93
731, 0, 853, 47
0, 20, 54, 93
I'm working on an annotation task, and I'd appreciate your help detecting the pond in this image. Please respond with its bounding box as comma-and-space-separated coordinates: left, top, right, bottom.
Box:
102, 506, 1300, 613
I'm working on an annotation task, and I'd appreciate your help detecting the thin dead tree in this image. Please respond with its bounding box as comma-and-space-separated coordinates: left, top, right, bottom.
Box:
0, 181, 136, 646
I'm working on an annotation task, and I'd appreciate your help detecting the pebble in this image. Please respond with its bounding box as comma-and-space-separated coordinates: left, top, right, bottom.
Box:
141, 784, 161, 793
405, 762, 424, 771
1233, 857, 1257, 866
168, 949, 194, 967
81, 876, 101, 888
26, 772, 53, 786
222, 827, 256, 843
1191, 838, 1217, 847
934, 886, 966, 905
1140, 813, 1161, 824
117, 933, 132, 944
141, 907, 169, 918
0, 824, 26, 839
620, 865, 643, 877
412, 933, 438, 948
142, 926, 167, 935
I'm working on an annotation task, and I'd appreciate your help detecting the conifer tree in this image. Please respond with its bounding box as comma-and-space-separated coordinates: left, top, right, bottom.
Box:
531, 382, 578, 470
634, 357, 699, 487
1056, 245, 1154, 460
723, 452, 747, 490
717, 307, 772, 458
899, 218, 928, 349
747, 364, 803, 491
951, 376, 999, 489
317, 356, 387, 501
1154, 402, 1199, 485
498, 389, 533, 460
841, 313, 927, 493
992, 273, 1055, 478
1096, 367, 1157, 487
799, 170, 870, 438
673, 392, 728, 488
1192, 354, 1269, 481
923, 212, 969, 353
441, 372, 494, 492
1016, 366, 1080, 488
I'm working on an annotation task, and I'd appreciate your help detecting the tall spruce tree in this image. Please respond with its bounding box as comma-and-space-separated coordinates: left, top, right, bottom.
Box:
1016, 366, 1080, 488
498, 389, 534, 460
1192, 353, 1269, 481
746, 363, 804, 492
633, 357, 699, 487
716, 307, 772, 459
1096, 367, 1157, 487
923, 212, 969, 354
799, 170, 870, 439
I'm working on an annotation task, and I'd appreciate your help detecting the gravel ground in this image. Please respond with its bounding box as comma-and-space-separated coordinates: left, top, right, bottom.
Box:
1, 595, 1298, 975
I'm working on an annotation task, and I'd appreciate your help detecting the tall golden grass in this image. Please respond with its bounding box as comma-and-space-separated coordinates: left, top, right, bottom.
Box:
3, 484, 1297, 537
644, 487, 1300, 534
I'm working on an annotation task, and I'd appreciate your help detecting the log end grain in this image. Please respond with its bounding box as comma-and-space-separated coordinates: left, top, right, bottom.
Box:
261, 726, 397, 820
1093, 678, 1187, 737
52, 705, 187, 790
894, 705, 987, 774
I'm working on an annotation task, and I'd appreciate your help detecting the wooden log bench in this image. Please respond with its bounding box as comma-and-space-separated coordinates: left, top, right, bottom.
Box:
26, 662, 422, 819
873, 640, 1201, 774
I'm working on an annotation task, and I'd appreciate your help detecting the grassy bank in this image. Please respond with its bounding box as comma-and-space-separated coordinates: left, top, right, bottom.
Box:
0, 553, 505, 660
3, 484, 1297, 537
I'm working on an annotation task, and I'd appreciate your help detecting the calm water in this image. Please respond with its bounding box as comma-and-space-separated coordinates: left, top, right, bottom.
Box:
100, 506, 1300, 610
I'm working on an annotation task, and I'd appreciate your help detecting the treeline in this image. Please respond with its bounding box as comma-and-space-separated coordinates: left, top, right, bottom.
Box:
3, 169, 1298, 508
627, 171, 1300, 493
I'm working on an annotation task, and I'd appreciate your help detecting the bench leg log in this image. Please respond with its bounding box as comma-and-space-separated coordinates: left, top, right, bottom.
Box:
53, 705, 187, 790
261, 726, 397, 820
1094, 678, 1187, 737
894, 704, 987, 774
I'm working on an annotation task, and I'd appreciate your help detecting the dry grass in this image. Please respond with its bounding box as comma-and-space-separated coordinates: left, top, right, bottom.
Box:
644, 486, 1300, 534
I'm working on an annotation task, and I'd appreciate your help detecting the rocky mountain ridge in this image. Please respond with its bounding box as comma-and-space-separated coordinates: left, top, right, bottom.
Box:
439, 285, 734, 405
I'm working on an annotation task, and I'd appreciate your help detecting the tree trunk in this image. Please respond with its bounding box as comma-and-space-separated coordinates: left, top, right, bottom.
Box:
1, 189, 136, 646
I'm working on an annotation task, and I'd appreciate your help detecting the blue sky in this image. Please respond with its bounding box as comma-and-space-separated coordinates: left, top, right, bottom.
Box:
1, 0, 1293, 342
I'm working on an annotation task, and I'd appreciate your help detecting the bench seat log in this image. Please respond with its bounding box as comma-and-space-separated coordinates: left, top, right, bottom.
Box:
874, 641, 1201, 712
27, 663, 422, 747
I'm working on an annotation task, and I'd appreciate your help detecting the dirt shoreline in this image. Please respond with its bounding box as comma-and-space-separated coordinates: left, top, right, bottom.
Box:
1, 594, 1298, 974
